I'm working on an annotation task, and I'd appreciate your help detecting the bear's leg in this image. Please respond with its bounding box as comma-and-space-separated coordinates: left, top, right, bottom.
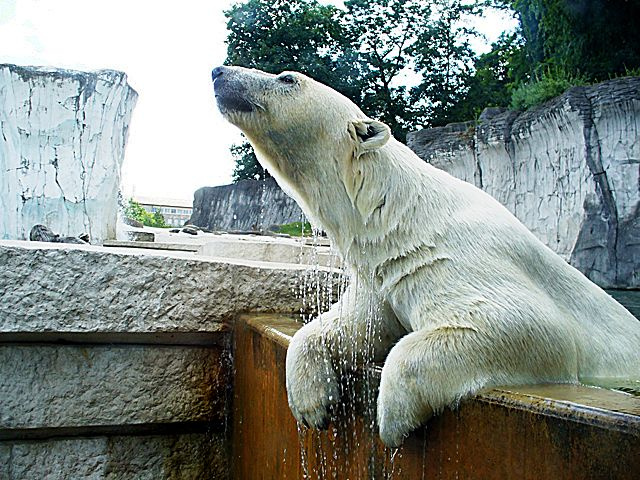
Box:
377, 323, 576, 447
286, 283, 404, 429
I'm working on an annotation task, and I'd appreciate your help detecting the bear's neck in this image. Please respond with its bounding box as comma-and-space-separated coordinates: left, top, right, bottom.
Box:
262, 138, 463, 278
303, 141, 461, 275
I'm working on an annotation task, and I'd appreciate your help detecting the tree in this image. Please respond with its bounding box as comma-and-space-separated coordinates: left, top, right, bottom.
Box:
342, 0, 432, 139
124, 199, 169, 228
451, 31, 528, 118
231, 137, 269, 182
410, 0, 484, 126
223, 0, 523, 176
151, 211, 168, 228
124, 199, 148, 224
507, 0, 640, 81
225, 0, 352, 95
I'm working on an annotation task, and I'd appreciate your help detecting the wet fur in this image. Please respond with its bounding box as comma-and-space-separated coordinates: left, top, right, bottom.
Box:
213, 66, 640, 447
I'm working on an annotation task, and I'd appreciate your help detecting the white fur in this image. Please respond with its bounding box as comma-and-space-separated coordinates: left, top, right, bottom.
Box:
215, 66, 640, 447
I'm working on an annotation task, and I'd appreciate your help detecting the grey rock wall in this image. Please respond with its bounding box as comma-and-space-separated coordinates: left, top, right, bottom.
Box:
407, 77, 640, 289
0, 64, 137, 243
189, 177, 304, 231
0, 240, 342, 479
1, 433, 228, 480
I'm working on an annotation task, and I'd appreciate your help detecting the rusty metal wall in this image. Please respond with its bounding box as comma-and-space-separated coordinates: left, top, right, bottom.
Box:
232, 315, 640, 479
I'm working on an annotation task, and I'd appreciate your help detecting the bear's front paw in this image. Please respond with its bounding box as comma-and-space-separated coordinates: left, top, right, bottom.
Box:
286, 333, 339, 429
286, 359, 339, 429
377, 380, 434, 448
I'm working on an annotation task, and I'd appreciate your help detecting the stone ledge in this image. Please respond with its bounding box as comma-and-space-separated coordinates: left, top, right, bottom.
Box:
0, 344, 228, 432
197, 237, 341, 267
0, 240, 340, 335
0, 431, 227, 480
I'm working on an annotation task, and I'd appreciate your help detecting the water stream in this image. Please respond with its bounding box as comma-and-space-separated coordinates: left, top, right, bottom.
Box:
289, 223, 421, 479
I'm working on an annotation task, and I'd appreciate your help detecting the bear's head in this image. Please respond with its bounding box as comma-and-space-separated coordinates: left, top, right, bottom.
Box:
212, 66, 392, 224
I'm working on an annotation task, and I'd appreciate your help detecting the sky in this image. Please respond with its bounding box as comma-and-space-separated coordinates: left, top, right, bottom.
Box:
0, 0, 515, 202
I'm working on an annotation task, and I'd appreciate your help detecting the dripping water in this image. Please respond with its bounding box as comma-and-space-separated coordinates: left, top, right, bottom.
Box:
291, 220, 407, 478
258, 174, 266, 232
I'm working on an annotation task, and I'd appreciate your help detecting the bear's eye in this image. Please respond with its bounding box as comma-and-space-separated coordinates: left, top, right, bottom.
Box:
278, 74, 296, 85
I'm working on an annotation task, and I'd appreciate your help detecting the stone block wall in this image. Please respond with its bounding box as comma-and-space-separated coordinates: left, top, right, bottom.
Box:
0, 240, 339, 479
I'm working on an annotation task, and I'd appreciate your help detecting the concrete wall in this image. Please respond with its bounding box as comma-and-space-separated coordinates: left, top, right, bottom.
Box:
407, 77, 640, 288
0, 64, 137, 243
0, 240, 340, 479
2, 240, 639, 478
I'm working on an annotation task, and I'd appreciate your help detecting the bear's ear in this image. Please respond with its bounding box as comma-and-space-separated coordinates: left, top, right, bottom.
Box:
348, 119, 390, 155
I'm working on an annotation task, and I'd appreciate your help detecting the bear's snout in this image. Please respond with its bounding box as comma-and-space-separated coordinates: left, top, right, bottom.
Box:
211, 66, 226, 82
212, 66, 256, 114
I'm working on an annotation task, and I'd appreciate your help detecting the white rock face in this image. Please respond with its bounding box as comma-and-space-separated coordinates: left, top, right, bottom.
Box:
0, 64, 137, 242
408, 77, 640, 288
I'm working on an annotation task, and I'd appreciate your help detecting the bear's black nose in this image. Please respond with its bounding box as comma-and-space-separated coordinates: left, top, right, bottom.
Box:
211, 66, 225, 82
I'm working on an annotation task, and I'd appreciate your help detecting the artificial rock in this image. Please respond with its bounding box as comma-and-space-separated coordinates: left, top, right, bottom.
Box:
0, 64, 137, 243
408, 77, 640, 288
189, 177, 304, 232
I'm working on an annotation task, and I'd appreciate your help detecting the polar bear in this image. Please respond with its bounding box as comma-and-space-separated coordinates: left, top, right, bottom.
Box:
212, 65, 640, 447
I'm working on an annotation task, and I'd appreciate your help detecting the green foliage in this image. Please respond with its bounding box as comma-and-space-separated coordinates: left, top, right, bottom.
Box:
231, 137, 269, 182
124, 198, 147, 223
275, 221, 313, 237
510, 68, 586, 110
506, 0, 640, 82
223, 0, 481, 179
151, 211, 168, 228
223, 0, 640, 177
410, 0, 484, 126
450, 32, 528, 119
454, 0, 640, 115
124, 199, 170, 228
343, 0, 431, 138
624, 67, 640, 78
225, 0, 355, 97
